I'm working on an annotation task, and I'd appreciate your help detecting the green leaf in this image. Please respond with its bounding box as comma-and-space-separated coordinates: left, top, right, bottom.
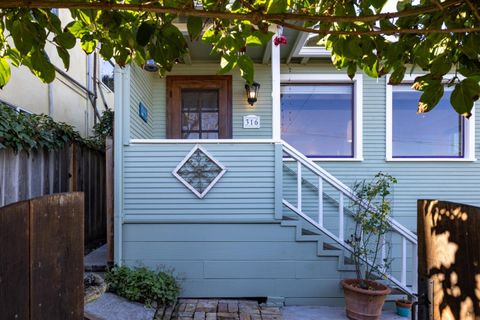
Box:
237, 55, 254, 84
347, 63, 356, 80
246, 34, 263, 46
81, 34, 97, 54
10, 20, 34, 55
67, 21, 88, 38
5, 48, 22, 67
266, 0, 289, 14
30, 50, 55, 83
417, 81, 443, 113
187, 16, 203, 41
0, 58, 11, 88
54, 31, 76, 49
136, 22, 155, 47
56, 46, 70, 70
99, 43, 114, 60
388, 65, 406, 85
450, 78, 480, 117
219, 54, 237, 74
370, 0, 388, 11
431, 55, 451, 77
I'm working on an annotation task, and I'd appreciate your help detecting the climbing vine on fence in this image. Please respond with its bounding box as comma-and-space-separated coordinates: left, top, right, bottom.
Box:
0, 103, 113, 153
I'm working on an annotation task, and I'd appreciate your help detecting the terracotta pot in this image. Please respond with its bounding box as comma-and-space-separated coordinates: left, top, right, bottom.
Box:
341, 278, 391, 320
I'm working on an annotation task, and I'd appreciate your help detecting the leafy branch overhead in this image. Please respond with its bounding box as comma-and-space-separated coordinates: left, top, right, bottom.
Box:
0, 0, 479, 116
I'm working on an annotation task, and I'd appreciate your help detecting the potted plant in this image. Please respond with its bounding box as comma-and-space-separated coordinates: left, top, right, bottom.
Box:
342, 172, 397, 320
395, 299, 413, 317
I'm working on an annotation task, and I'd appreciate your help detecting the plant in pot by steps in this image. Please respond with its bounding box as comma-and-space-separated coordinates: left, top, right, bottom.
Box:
395, 299, 413, 317
342, 172, 397, 320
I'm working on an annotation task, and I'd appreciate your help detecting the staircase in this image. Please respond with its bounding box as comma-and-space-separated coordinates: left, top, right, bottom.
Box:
279, 141, 418, 296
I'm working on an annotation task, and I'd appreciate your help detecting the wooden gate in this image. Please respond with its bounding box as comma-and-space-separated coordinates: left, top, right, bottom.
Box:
0, 144, 106, 248
0, 193, 84, 320
418, 199, 480, 320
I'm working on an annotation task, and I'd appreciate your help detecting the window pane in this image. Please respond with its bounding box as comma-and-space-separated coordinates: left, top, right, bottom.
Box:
392, 86, 463, 157
182, 113, 199, 131
202, 132, 218, 139
281, 84, 354, 157
182, 132, 200, 139
201, 113, 219, 130
100, 59, 114, 92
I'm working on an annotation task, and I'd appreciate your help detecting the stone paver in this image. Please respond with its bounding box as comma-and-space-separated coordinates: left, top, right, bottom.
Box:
282, 306, 406, 320
156, 299, 282, 320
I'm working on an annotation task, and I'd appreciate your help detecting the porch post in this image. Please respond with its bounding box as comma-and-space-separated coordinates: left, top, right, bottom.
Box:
271, 26, 281, 141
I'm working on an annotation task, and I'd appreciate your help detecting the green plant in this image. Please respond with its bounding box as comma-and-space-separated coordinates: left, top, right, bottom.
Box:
347, 172, 397, 289
93, 109, 114, 139
105, 265, 180, 308
0, 103, 111, 152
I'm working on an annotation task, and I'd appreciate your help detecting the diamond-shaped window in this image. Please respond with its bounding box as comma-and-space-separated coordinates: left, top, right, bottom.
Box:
172, 145, 227, 198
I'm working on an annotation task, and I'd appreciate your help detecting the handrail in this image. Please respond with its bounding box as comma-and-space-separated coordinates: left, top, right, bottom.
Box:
281, 140, 418, 294
281, 140, 417, 244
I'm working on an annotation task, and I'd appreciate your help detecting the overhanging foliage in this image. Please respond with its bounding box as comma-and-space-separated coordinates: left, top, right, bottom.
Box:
0, 0, 479, 116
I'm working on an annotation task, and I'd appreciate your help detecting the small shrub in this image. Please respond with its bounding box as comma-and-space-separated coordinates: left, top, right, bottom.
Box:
105, 265, 180, 308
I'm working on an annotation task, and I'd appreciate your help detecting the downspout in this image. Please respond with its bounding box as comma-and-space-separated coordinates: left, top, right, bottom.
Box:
92, 52, 98, 124
48, 82, 54, 116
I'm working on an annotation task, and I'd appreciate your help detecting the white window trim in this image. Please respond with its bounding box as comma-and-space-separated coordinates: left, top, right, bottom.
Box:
280, 73, 363, 161
386, 74, 476, 162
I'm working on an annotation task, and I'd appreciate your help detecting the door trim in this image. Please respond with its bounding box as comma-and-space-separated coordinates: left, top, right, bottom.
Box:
166, 75, 232, 139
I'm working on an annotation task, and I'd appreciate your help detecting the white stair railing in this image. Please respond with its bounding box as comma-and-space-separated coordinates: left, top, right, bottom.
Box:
281, 140, 418, 295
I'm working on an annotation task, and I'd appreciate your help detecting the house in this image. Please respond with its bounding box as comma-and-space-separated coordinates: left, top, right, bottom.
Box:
112, 26, 479, 306
0, 9, 114, 136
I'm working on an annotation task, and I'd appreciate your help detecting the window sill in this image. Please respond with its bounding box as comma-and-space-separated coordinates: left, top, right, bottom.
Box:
284, 157, 364, 162
386, 157, 477, 162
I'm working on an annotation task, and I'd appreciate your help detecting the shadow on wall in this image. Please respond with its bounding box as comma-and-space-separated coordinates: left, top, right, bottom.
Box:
418, 199, 480, 320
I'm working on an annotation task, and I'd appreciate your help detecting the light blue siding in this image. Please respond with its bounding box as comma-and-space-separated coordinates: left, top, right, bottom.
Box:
122, 223, 353, 306
130, 65, 155, 139
122, 143, 276, 220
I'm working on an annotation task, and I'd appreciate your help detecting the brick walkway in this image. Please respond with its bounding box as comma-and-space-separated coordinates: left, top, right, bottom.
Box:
155, 299, 282, 320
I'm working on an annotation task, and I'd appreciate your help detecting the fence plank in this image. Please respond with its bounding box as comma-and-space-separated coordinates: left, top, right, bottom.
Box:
0, 199, 30, 320
0, 145, 106, 249
30, 193, 84, 320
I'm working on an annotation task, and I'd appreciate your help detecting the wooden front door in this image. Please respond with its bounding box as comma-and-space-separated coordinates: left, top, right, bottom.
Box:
167, 76, 232, 139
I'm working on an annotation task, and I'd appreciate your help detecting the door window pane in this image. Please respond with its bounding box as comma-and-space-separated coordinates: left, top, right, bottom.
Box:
392, 85, 463, 157
281, 84, 354, 157
181, 89, 219, 139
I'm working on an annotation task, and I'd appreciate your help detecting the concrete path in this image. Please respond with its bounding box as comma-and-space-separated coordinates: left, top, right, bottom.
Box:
85, 293, 155, 320
84, 244, 107, 272
282, 306, 406, 320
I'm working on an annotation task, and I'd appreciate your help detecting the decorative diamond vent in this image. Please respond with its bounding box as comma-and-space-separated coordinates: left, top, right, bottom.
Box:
172, 145, 227, 198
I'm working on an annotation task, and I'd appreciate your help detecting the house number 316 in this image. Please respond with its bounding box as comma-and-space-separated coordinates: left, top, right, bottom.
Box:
243, 115, 261, 129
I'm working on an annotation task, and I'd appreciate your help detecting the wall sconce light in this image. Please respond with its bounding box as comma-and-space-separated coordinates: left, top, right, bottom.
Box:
245, 82, 260, 106
143, 59, 159, 72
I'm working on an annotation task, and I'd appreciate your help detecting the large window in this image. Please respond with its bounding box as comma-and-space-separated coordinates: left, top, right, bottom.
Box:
391, 85, 464, 158
281, 84, 355, 158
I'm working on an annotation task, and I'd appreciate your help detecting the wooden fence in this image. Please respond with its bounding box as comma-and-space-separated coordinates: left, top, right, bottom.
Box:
418, 199, 480, 320
0, 193, 84, 320
0, 144, 106, 248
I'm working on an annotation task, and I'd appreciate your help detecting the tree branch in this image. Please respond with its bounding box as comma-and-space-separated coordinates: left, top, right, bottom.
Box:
0, 0, 465, 25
